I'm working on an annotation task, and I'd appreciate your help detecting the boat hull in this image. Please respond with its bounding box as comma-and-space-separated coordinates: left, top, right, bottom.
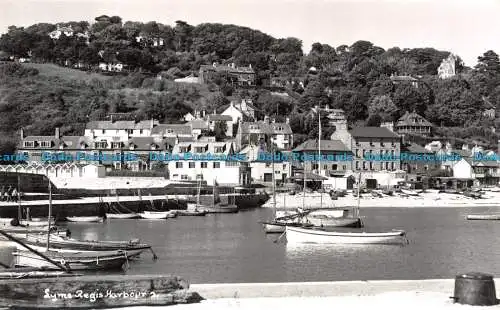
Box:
138, 211, 169, 219
176, 210, 207, 216
13, 251, 128, 270
466, 214, 500, 220
285, 226, 407, 245
262, 223, 285, 233
303, 217, 363, 228
66, 216, 104, 223
105, 213, 139, 219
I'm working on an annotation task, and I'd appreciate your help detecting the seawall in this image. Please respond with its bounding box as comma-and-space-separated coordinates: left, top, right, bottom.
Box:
190, 278, 496, 299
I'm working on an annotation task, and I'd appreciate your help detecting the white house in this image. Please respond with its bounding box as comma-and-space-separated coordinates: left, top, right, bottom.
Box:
183, 112, 195, 122
49, 25, 74, 39
239, 145, 291, 184
84, 120, 159, 144
167, 141, 251, 186
221, 99, 256, 123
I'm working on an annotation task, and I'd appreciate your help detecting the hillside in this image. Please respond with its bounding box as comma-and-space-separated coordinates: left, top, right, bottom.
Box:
0, 16, 499, 155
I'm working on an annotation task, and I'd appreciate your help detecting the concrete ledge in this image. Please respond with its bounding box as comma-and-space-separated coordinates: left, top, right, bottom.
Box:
191, 279, 474, 299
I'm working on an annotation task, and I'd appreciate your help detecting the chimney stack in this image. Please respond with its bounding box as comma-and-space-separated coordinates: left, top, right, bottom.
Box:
150, 119, 154, 130
285, 117, 290, 124
55, 128, 60, 139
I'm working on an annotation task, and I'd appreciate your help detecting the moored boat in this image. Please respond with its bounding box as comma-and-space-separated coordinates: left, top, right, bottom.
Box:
176, 209, 207, 216
466, 214, 500, 220
13, 250, 128, 270
285, 226, 408, 245
66, 216, 104, 223
19, 218, 56, 227
201, 204, 239, 214
138, 211, 170, 220
105, 213, 139, 219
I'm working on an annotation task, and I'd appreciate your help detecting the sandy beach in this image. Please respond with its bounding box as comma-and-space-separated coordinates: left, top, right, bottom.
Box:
263, 189, 500, 208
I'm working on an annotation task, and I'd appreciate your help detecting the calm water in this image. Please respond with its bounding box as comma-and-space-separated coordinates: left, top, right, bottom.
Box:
66, 207, 500, 283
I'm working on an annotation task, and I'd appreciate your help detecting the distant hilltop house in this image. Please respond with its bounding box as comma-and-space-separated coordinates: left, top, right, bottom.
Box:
221, 99, 257, 123
98, 62, 125, 72
382, 111, 433, 137
49, 25, 74, 39
390, 74, 420, 88
437, 54, 457, 79
269, 76, 305, 89
199, 63, 255, 86
135, 35, 164, 47
174, 74, 200, 84
482, 96, 496, 119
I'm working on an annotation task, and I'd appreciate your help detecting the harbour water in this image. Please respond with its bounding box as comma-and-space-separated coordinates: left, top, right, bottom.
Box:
67, 207, 500, 283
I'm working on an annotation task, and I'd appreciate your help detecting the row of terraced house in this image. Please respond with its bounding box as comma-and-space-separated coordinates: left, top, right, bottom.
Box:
13, 101, 500, 189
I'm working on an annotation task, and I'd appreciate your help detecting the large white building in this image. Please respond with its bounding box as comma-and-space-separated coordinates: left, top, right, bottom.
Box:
167, 141, 251, 186
84, 120, 159, 144
239, 145, 291, 184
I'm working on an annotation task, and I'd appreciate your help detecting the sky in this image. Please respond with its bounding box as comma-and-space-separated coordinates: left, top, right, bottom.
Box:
0, 0, 499, 66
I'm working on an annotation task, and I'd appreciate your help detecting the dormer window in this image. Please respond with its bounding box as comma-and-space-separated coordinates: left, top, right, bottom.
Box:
23, 141, 35, 148
151, 144, 157, 150
179, 146, 189, 153
40, 141, 52, 148
214, 146, 225, 153
80, 142, 87, 149
194, 147, 205, 153
129, 144, 135, 150
249, 125, 258, 130
111, 142, 122, 149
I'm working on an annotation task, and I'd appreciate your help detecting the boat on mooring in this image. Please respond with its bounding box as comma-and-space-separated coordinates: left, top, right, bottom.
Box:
284, 226, 408, 245
466, 214, 500, 220
66, 216, 104, 223
138, 211, 172, 220
105, 212, 139, 219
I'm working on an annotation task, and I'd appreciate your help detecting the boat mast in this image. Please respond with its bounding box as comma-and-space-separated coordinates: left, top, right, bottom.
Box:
46, 179, 52, 251
356, 172, 361, 218
318, 110, 322, 209
196, 178, 201, 209
271, 141, 277, 218
17, 174, 22, 221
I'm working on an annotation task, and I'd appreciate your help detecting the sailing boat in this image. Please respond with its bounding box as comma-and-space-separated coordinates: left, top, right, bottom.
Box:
285, 172, 408, 245
180, 179, 208, 216
13, 181, 130, 270
202, 180, 238, 214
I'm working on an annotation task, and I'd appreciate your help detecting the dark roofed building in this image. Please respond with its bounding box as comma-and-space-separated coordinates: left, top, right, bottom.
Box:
199, 63, 255, 86
394, 112, 433, 137
293, 139, 352, 177
401, 142, 439, 179
236, 118, 293, 151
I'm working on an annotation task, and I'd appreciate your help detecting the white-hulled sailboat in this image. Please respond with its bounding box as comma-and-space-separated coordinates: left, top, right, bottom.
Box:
285, 173, 408, 245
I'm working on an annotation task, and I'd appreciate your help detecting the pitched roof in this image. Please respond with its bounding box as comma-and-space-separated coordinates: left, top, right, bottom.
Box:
293, 139, 350, 153
396, 112, 433, 127
240, 121, 292, 135
188, 120, 209, 130
200, 64, 255, 74
349, 127, 400, 139
402, 143, 434, 154
207, 114, 232, 122
150, 124, 192, 135
86, 120, 157, 130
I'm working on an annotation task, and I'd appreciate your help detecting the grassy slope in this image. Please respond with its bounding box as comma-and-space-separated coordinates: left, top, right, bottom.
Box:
22, 63, 111, 82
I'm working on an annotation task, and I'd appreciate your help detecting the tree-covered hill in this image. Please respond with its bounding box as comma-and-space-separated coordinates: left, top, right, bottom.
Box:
0, 16, 499, 153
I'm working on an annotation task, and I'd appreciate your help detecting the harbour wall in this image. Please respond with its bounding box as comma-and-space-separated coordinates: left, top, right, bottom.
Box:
190, 278, 497, 299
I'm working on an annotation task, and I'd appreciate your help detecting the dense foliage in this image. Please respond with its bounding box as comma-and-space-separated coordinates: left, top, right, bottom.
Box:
0, 16, 499, 154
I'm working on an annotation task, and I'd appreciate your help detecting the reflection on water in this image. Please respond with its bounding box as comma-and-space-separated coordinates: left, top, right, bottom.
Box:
65, 207, 500, 283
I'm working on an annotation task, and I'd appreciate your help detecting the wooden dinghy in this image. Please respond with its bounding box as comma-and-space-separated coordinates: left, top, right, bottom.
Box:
466, 214, 500, 220
105, 213, 139, 219
138, 211, 170, 220
20, 235, 153, 258
66, 216, 104, 223
13, 250, 129, 271
0, 274, 203, 309
176, 209, 207, 216
285, 226, 408, 245
19, 218, 56, 227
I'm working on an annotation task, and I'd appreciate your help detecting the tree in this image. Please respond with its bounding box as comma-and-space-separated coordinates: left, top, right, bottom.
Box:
214, 121, 227, 141
368, 95, 398, 122
299, 80, 330, 111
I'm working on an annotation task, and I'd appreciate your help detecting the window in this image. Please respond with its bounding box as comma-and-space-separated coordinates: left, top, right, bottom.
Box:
196, 174, 203, 180
180, 147, 189, 153
342, 165, 346, 170
355, 141, 360, 147
214, 146, 224, 153
332, 164, 338, 170
140, 129, 143, 134
189, 162, 195, 168
385, 162, 389, 170
391, 162, 395, 170
323, 164, 328, 170
175, 162, 183, 168
283, 164, 287, 169
181, 175, 188, 180
95, 141, 107, 149
355, 161, 359, 170
363, 162, 367, 170
213, 162, 220, 168
265, 162, 271, 168
201, 162, 208, 168
355, 149, 359, 157
23, 141, 35, 148
127, 129, 133, 135
195, 147, 205, 153
381, 141, 385, 147
40, 141, 51, 148
369, 140, 374, 146
111, 142, 121, 149
102, 130, 106, 134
